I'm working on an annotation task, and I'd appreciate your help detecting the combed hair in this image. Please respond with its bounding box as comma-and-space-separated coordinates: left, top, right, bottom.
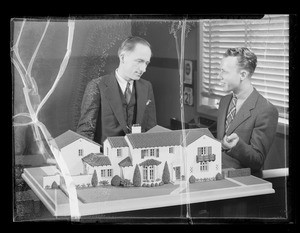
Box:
118, 36, 152, 57
224, 47, 257, 76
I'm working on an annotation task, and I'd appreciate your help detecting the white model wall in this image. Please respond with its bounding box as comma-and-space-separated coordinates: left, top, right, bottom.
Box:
104, 141, 131, 179
61, 139, 100, 175
72, 174, 93, 186
186, 136, 222, 180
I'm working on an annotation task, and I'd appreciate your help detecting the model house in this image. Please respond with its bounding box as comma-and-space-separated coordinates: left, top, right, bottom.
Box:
43, 125, 222, 188
104, 125, 222, 184
44, 130, 108, 188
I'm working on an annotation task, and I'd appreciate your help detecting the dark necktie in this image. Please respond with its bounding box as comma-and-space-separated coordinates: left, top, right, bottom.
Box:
225, 94, 237, 133
124, 82, 132, 104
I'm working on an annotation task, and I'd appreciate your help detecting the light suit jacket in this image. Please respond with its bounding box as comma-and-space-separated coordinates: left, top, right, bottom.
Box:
77, 73, 157, 145
217, 88, 278, 174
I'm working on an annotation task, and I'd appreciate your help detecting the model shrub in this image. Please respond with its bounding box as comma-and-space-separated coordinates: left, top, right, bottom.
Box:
159, 181, 164, 186
111, 175, 122, 186
100, 180, 109, 186
120, 179, 131, 187
133, 164, 142, 187
216, 173, 224, 180
150, 183, 154, 187
189, 175, 196, 183
51, 181, 59, 189
162, 161, 170, 184
91, 170, 98, 187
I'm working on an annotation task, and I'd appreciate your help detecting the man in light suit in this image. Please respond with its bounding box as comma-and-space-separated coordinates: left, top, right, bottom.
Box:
77, 36, 157, 146
217, 47, 278, 175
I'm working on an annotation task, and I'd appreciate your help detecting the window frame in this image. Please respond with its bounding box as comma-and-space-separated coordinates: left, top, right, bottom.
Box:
117, 148, 122, 157
78, 149, 83, 157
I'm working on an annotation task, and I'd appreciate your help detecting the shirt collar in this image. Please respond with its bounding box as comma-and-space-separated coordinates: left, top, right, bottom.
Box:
115, 69, 134, 93
233, 85, 254, 100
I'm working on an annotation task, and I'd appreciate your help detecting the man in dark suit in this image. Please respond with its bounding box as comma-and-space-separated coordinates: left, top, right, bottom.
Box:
76, 36, 157, 146
217, 47, 278, 175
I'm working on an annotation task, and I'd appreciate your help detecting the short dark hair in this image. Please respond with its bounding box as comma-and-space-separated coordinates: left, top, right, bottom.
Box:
224, 47, 257, 76
118, 36, 152, 57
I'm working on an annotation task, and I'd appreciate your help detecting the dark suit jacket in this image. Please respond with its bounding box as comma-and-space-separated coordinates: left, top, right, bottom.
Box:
76, 73, 157, 145
217, 88, 278, 173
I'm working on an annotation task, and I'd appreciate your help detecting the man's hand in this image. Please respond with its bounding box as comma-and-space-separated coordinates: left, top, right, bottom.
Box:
222, 133, 239, 150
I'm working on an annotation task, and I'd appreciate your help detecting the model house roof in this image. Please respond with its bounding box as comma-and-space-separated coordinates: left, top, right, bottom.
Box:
107, 137, 129, 148
139, 159, 162, 166
126, 128, 215, 149
54, 130, 100, 149
118, 156, 133, 167
146, 125, 172, 133
82, 153, 111, 167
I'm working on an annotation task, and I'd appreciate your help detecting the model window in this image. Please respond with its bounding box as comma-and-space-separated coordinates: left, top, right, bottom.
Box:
78, 149, 83, 156
198, 146, 212, 155
150, 149, 155, 157
117, 148, 122, 157
143, 166, 148, 181
149, 165, 154, 181
107, 169, 113, 177
101, 170, 106, 177
200, 162, 209, 171
141, 149, 148, 158
169, 147, 174, 154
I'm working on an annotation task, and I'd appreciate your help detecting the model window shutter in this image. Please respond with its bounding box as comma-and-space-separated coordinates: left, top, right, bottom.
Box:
201, 15, 289, 121
208, 146, 212, 155
156, 148, 159, 157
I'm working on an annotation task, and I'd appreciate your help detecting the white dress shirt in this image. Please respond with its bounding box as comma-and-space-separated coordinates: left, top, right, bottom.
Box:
115, 69, 134, 94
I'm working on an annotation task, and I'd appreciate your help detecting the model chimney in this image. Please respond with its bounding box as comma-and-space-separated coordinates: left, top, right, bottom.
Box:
131, 124, 141, 134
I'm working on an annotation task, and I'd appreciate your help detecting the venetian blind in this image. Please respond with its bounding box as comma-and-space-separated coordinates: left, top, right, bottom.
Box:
201, 15, 289, 121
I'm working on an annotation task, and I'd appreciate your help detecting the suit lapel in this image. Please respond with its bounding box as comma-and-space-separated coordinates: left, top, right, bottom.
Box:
103, 74, 128, 133
226, 88, 259, 135
135, 80, 148, 124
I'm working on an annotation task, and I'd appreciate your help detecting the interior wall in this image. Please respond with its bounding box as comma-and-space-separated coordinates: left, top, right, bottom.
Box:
132, 20, 198, 128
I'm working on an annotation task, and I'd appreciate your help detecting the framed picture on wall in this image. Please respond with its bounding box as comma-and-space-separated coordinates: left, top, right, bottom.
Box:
183, 86, 193, 106
184, 60, 193, 85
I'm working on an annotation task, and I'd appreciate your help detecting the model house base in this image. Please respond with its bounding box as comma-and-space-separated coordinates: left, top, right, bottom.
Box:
22, 165, 274, 217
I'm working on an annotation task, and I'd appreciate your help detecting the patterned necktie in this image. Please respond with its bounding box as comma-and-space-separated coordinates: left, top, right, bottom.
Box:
225, 94, 237, 133
124, 82, 132, 104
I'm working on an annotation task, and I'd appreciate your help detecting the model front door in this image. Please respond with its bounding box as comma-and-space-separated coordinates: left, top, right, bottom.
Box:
175, 166, 181, 180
